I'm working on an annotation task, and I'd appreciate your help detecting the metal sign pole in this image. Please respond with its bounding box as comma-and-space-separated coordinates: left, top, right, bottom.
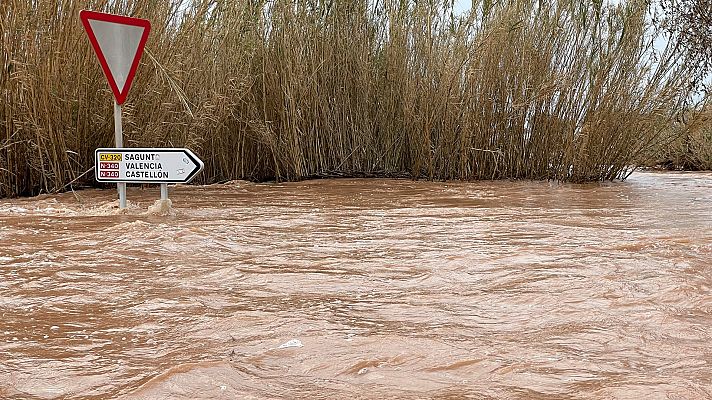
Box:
113, 100, 127, 209
160, 183, 168, 201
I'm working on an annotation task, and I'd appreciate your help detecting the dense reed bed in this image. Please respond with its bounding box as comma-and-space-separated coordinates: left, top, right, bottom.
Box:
0, 0, 702, 197
655, 101, 712, 170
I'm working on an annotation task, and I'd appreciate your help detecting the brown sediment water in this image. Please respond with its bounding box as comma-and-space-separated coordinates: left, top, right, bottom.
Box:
0, 171, 711, 399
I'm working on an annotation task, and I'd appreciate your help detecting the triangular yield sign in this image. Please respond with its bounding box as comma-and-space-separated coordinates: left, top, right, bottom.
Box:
80, 10, 151, 105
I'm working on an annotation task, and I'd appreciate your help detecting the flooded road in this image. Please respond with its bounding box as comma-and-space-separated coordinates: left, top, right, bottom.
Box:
1, 171, 711, 399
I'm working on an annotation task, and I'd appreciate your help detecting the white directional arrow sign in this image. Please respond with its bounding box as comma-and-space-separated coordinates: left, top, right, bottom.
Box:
95, 148, 204, 184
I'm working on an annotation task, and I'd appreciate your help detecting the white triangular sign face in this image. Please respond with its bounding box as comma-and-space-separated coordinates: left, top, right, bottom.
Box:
80, 10, 151, 104
87, 19, 145, 93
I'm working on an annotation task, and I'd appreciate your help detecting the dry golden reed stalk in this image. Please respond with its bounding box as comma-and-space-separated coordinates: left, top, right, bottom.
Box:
0, 0, 701, 197
654, 100, 712, 170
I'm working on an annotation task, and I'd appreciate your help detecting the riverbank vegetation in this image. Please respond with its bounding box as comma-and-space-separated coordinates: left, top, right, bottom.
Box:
0, 0, 706, 197
653, 103, 712, 170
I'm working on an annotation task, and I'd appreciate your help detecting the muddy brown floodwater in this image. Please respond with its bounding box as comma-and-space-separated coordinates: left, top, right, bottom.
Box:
0, 171, 711, 399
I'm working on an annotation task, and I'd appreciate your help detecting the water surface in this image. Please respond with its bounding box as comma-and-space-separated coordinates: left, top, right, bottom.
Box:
1, 172, 711, 399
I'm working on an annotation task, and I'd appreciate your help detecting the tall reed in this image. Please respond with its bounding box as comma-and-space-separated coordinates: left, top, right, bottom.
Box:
654, 100, 712, 170
0, 0, 700, 197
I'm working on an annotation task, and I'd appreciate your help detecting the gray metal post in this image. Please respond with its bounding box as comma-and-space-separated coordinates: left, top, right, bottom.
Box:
160, 183, 168, 201
113, 100, 127, 209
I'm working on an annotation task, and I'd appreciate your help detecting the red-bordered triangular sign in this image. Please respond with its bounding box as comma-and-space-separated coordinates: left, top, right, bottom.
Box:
80, 10, 151, 105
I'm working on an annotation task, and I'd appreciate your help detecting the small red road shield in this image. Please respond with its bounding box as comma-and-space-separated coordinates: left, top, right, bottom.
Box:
80, 10, 151, 105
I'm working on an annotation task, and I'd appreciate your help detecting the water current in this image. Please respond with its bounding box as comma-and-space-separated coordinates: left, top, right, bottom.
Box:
1, 171, 711, 399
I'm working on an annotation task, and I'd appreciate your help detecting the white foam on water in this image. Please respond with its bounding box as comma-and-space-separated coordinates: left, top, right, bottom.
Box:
4, 206, 28, 214
71, 199, 142, 216
2, 200, 79, 216
277, 339, 303, 349
146, 199, 174, 216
